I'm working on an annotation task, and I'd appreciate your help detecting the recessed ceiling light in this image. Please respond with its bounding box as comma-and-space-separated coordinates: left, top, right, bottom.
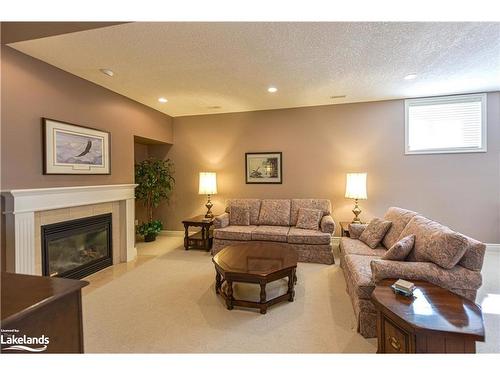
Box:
158, 97, 168, 103
404, 74, 417, 80
267, 87, 278, 93
330, 95, 346, 99
99, 68, 114, 77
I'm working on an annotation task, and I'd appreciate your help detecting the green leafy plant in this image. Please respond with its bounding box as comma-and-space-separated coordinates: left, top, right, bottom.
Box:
136, 220, 163, 236
135, 158, 175, 240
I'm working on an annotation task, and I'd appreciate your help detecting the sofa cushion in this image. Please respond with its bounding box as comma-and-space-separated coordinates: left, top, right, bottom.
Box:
382, 207, 418, 249
258, 199, 291, 226
287, 227, 331, 245
344, 254, 378, 299
458, 235, 486, 272
382, 234, 415, 260
214, 225, 257, 241
348, 223, 368, 239
290, 199, 332, 226
340, 237, 386, 257
359, 218, 392, 248
296, 208, 322, 230
400, 215, 469, 269
251, 225, 290, 242
226, 199, 261, 225
229, 204, 250, 226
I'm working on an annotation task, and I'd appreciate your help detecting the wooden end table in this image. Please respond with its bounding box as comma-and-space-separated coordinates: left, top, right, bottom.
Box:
182, 215, 214, 251
339, 221, 351, 237
212, 243, 298, 314
371, 279, 485, 353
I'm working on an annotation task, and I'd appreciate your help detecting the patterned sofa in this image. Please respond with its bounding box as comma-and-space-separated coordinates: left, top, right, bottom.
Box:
340, 207, 486, 338
212, 199, 335, 264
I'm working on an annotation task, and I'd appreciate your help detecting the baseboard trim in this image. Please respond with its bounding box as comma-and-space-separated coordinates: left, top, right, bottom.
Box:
160, 230, 186, 237
333, 237, 500, 254
160, 231, 498, 244
159, 232, 498, 253
486, 243, 500, 252
160, 230, 339, 244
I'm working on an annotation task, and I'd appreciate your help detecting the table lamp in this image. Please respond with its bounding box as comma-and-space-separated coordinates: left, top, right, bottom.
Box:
345, 173, 367, 223
199, 172, 217, 218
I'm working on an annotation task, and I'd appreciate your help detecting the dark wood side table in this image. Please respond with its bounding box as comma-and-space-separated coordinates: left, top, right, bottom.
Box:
212, 243, 298, 314
371, 279, 485, 353
340, 221, 352, 237
182, 215, 214, 251
1, 272, 88, 353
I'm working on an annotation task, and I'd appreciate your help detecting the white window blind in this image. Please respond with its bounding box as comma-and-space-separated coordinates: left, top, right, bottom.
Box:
405, 94, 487, 154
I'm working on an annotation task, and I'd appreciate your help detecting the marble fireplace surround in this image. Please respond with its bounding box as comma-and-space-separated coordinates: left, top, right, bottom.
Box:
2, 184, 137, 275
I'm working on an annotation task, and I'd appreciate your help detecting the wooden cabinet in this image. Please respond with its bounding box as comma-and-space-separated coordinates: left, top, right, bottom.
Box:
1, 272, 88, 353
372, 279, 484, 354
379, 314, 412, 353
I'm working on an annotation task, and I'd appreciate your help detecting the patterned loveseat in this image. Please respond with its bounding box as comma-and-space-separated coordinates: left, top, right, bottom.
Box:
340, 207, 486, 338
212, 199, 335, 264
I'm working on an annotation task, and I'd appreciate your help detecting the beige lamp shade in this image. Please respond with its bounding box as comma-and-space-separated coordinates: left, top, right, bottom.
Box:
198, 172, 217, 195
345, 173, 367, 200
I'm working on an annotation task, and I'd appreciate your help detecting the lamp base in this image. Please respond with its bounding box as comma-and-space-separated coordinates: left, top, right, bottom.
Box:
205, 194, 214, 218
351, 199, 362, 224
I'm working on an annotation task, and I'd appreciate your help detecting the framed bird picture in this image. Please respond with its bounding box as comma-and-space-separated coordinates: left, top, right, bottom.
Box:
42, 118, 111, 175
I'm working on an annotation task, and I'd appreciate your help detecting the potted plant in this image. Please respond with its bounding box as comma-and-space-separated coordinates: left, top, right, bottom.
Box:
136, 220, 163, 242
135, 158, 175, 242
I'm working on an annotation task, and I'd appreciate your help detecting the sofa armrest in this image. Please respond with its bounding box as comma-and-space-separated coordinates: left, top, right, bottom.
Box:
370, 259, 482, 292
320, 215, 335, 234
214, 212, 229, 228
348, 223, 368, 239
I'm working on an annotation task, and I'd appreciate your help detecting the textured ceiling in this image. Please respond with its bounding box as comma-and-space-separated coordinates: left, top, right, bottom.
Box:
8, 22, 500, 117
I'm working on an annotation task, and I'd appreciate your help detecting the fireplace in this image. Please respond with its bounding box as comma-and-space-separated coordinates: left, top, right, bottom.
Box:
41, 213, 112, 279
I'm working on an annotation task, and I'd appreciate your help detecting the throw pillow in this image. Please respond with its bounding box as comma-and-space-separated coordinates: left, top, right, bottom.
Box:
382, 207, 418, 249
359, 218, 392, 248
296, 208, 323, 230
398, 215, 470, 269
258, 199, 291, 226
229, 205, 250, 226
382, 234, 415, 260
348, 223, 367, 239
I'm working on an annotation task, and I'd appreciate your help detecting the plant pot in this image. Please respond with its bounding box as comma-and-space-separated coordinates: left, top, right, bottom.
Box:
144, 233, 157, 242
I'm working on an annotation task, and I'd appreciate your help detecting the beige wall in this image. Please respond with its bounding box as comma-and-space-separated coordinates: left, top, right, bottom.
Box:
1, 46, 173, 270
164, 93, 500, 243
0, 46, 173, 189
2, 44, 499, 244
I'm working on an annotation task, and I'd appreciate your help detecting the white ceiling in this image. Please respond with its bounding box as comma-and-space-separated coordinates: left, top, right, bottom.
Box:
9, 22, 500, 117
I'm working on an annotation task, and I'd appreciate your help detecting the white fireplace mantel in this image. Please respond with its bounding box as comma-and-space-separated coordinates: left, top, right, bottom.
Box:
2, 184, 138, 275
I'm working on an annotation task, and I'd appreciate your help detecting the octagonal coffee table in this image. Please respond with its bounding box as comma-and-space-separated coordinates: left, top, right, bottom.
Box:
212, 243, 298, 314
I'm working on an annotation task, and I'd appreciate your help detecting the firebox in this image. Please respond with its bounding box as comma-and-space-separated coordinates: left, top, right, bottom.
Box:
41, 213, 112, 279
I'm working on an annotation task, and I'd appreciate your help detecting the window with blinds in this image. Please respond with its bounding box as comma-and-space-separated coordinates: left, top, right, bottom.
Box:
405, 93, 487, 154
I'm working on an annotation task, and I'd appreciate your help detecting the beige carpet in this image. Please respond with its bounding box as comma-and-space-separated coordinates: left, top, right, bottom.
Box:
82, 236, 499, 353
82, 236, 377, 353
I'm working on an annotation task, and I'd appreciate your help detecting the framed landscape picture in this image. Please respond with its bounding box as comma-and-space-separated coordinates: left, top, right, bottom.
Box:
245, 152, 282, 184
42, 118, 111, 175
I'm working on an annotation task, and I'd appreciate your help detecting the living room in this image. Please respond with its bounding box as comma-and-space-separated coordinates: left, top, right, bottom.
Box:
1, 1, 499, 372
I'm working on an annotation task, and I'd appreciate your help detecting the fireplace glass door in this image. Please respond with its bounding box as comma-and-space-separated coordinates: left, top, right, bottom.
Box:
41, 213, 112, 279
